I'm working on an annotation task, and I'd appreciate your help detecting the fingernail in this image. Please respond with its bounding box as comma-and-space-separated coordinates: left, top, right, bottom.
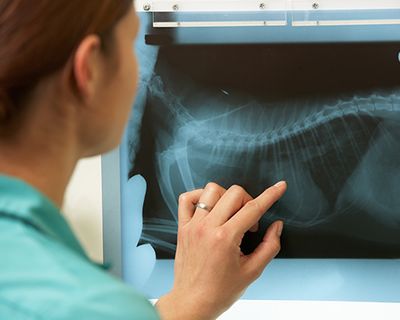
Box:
276, 221, 284, 237
274, 181, 287, 188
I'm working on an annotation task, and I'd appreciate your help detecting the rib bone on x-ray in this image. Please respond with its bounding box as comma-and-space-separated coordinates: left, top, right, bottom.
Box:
131, 45, 400, 258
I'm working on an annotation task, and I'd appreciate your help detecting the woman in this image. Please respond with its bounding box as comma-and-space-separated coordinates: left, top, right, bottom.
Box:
0, 1, 287, 319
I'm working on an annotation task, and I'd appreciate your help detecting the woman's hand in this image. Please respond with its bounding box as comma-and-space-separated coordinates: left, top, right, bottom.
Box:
156, 181, 287, 320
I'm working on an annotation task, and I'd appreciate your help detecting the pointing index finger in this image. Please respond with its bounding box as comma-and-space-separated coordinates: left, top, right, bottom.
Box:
225, 181, 287, 236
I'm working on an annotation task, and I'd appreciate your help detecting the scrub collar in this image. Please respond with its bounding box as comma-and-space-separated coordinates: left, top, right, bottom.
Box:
0, 175, 87, 258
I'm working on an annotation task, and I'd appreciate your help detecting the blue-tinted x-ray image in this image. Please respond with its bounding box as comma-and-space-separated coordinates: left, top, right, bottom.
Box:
130, 44, 400, 259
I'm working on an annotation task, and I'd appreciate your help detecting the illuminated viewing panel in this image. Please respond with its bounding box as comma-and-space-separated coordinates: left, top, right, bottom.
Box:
128, 44, 400, 259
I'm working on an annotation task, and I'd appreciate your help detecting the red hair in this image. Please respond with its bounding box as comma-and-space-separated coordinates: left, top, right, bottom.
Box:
0, 0, 132, 122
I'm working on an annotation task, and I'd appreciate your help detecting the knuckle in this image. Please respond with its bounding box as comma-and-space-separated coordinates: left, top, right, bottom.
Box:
205, 182, 221, 193
211, 227, 235, 249
178, 192, 190, 203
214, 227, 229, 242
246, 266, 263, 281
229, 184, 245, 195
244, 199, 261, 211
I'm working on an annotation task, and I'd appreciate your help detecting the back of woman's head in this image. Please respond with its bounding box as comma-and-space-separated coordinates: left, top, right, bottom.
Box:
0, 0, 132, 123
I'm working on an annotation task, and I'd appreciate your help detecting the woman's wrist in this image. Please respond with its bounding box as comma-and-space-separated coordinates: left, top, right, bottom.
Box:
155, 291, 215, 320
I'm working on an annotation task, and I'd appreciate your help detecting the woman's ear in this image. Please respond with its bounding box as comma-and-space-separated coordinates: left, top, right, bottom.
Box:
72, 35, 102, 103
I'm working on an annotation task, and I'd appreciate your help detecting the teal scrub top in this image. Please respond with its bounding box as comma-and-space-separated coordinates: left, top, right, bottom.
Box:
0, 175, 160, 320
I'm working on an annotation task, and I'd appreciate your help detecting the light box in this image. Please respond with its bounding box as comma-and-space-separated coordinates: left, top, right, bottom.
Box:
102, 2, 400, 302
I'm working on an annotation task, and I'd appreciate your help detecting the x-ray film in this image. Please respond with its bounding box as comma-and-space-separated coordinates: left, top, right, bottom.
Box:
129, 44, 400, 259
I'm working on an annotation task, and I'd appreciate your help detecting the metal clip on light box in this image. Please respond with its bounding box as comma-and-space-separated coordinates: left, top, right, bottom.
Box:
135, 0, 400, 44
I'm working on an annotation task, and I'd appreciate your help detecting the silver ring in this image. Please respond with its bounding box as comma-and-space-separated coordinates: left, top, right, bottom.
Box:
195, 202, 211, 212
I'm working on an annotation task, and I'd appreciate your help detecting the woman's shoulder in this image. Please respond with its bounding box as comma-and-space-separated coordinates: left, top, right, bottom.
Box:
0, 218, 160, 320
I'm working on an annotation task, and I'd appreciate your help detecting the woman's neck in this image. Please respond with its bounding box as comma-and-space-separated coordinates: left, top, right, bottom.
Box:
0, 104, 81, 207
0, 140, 79, 207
